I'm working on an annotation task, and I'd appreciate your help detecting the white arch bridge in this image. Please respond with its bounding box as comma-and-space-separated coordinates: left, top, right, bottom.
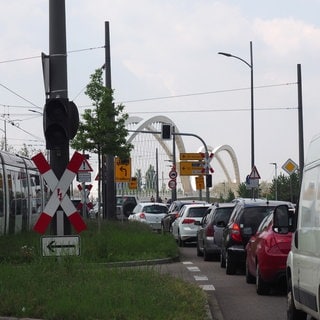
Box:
126, 115, 240, 198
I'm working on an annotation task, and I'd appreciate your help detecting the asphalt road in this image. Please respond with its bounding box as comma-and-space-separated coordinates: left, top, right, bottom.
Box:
157, 244, 287, 320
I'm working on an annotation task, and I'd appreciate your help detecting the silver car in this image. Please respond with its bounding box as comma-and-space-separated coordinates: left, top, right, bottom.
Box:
171, 203, 210, 246
196, 202, 235, 260
128, 202, 168, 231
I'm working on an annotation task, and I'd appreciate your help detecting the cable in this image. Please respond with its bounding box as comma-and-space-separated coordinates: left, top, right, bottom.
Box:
118, 82, 297, 104
0, 45, 105, 64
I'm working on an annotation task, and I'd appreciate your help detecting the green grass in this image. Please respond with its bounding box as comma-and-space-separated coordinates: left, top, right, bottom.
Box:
0, 220, 208, 320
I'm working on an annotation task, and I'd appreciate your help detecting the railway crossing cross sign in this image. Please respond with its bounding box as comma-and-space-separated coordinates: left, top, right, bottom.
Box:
32, 151, 87, 234
77, 184, 94, 212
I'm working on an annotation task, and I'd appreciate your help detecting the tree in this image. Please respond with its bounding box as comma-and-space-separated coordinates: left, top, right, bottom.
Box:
71, 68, 133, 217
269, 172, 300, 203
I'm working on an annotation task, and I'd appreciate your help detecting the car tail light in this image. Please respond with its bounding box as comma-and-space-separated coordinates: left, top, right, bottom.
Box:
139, 213, 146, 219
206, 224, 214, 237
182, 218, 196, 224
230, 223, 242, 242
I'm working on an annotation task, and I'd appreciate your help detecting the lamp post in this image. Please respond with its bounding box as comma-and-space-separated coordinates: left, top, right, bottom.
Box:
270, 162, 278, 200
218, 41, 254, 171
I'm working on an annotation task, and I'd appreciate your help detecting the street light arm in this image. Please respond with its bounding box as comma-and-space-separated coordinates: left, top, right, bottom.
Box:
218, 51, 252, 69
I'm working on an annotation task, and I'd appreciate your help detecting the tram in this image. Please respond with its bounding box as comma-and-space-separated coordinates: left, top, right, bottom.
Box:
0, 151, 45, 235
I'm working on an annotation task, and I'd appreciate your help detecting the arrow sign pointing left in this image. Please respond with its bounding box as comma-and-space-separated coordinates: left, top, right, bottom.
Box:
41, 236, 80, 256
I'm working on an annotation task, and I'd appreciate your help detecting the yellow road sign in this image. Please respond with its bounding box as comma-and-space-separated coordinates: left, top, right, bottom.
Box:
129, 177, 138, 189
115, 157, 131, 182
180, 153, 205, 161
179, 161, 204, 176
195, 176, 204, 190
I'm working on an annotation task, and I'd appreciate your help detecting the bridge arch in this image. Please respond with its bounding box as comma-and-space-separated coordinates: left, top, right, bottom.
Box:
126, 116, 240, 195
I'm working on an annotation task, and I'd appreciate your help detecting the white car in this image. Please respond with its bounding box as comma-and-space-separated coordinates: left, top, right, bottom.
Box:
128, 202, 168, 231
171, 203, 210, 246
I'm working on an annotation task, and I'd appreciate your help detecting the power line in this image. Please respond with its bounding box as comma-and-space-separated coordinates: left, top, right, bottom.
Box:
0, 45, 105, 64
129, 106, 298, 115
118, 82, 297, 104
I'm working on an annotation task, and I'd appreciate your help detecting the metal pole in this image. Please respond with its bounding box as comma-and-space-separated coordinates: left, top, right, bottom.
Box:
250, 41, 254, 170
156, 148, 159, 201
297, 64, 304, 188
172, 126, 177, 201
49, 0, 70, 235
270, 162, 278, 200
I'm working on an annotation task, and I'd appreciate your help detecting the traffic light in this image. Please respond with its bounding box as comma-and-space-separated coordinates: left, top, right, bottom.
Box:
206, 175, 212, 188
43, 98, 79, 150
161, 124, 172, 140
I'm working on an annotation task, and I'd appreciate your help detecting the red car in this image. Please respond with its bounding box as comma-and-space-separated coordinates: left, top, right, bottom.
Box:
245, 211, 292, 295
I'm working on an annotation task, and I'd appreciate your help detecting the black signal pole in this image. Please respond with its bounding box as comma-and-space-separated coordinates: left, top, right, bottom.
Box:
48, 0, 70, 234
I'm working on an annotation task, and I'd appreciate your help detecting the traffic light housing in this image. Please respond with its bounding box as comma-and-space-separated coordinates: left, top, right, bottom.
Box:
161, 124, 172, 140
43, 98, 79, 150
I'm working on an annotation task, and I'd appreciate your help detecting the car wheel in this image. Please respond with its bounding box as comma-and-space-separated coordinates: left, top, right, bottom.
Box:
220, 251, 226, 268
203, 248, 212, 261
226, 252, 236, 275
178, 231, 184, 247
256, 263, 269, 295
245, 262, 256, 284
287, 275, 307, 320
196, 240, 203, 257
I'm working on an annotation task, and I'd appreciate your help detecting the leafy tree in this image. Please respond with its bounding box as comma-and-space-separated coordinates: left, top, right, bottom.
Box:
269, 172, 300, 203
237, 182, 253, 198
145, 165, 156, 192
135, 169, 143, 192
225, 189, 235, 202
71, 68, 133, 216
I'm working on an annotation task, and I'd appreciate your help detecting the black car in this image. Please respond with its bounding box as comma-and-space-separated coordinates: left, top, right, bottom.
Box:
196, 202, 235, 261
220, 199, 293, 275
161, 199, 207, 233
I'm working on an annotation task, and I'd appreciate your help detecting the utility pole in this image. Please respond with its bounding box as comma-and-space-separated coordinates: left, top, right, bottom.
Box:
44, 0, 79, 234
103, 21, 116, 219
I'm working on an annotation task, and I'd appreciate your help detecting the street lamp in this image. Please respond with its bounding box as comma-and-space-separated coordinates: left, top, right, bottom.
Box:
218, 41, 254, 171
270, 162, 278, 200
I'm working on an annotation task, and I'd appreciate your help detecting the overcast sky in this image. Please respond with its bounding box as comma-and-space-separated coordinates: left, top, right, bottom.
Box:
1, 0, 320, 188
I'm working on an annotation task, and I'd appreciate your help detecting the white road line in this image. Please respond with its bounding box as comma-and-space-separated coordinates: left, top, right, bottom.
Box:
199, 284, 216, 291
187, 266, 201, 272
182, 261, 193, 265
194, 275, 209, 281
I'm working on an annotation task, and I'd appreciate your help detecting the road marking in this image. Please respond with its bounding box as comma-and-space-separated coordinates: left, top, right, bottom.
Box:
194, 275, 208, 281
187, 266, 200, 272
199, 284, 216, 291
183, 261, 193, 265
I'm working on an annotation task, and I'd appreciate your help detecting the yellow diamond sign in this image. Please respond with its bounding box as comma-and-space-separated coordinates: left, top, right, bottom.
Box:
282, 158, 298, 175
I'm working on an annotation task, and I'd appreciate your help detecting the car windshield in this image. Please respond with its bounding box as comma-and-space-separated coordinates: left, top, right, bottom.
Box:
144, 205, 168, 214
187, 207, 208, 217
242, 206, 275, 233
214, 207, 234, 224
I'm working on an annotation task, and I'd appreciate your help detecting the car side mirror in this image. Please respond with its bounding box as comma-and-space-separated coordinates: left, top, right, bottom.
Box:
273, 204, 295, 234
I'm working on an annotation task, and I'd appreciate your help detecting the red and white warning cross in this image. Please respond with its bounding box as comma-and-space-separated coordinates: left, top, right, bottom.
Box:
32, 151, 87, 234
77, 184, 94, 211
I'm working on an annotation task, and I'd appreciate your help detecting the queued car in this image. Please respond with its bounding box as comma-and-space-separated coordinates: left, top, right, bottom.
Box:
161, 200, 207, 233
220, 199, 294, 275
116, 195, 139, 220
245, 211, 293, 295
128, 202, 168, 231
196, 202, 235, 261
171, 203, 211, 246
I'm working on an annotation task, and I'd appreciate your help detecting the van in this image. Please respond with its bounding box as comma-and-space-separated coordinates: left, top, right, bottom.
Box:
273, 133, 320, 320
